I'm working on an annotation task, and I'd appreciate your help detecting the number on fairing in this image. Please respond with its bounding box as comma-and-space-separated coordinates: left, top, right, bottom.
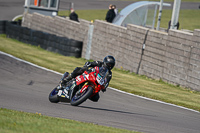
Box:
58, 90, 62, 96
97, 74, 104, 85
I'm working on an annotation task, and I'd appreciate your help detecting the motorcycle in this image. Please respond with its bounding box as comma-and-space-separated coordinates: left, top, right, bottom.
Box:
48, 66, 108, 106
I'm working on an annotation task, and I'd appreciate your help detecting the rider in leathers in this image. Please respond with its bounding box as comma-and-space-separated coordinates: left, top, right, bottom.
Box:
61, 55, 115, 102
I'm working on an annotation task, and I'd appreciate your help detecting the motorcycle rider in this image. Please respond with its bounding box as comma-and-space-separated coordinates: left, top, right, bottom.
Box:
61, 55, 115, 102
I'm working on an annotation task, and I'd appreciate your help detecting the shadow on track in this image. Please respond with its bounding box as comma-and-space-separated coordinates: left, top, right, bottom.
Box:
78, 105, 156, 117
58, 103, 156, 117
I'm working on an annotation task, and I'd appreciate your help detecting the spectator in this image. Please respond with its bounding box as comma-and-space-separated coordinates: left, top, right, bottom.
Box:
105, 4, 116, 23
69, 9, 79, 22
112, 5, 118, 16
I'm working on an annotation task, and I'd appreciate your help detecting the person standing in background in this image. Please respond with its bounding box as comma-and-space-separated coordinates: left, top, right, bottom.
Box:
112, 5, 118, 16
105, 4, 116, 23
69, 9, 79, 22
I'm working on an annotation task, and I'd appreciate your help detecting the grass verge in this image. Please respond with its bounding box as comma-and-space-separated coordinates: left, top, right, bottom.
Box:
0, 35, 200, 112
0, 108, 138, 133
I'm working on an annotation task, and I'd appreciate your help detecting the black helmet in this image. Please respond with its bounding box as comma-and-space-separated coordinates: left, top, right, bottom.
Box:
103, 55, 115, 70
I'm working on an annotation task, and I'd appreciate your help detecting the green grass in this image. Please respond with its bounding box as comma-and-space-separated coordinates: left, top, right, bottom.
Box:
0, 108, 137, 133
160, 10, 200, 30
59, 9, 200, 31
0, 35, 200, 113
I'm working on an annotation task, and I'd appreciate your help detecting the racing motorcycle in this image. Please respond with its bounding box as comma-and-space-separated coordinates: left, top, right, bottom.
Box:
48, 66, 108, 106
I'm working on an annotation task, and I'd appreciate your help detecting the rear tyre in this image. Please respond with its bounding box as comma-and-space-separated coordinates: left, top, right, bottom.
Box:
49, 87, 59, 103
70, 86, 93, 106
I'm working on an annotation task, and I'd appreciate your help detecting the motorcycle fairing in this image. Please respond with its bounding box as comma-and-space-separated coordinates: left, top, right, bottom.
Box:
58, 89, 69, 99
76, 72, 96, 85
80, 82, 89, 93
57, 81, 76, 100
96, 74, 105, 85
57, 89, 71, 102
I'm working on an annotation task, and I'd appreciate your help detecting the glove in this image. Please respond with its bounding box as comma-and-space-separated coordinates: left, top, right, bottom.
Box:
84, 62, 91, 67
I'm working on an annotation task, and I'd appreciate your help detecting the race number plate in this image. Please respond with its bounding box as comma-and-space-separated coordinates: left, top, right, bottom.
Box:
58, 90, 62, 96
96, 74, 104, 85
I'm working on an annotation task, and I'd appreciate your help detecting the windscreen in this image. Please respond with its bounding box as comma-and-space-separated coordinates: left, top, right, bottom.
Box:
96, 67, 109, 85
99, 67, 109, 78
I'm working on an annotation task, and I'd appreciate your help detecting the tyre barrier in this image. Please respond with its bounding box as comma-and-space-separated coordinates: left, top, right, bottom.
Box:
1, 21, 83, 58
67, 39, 83, 58
0, 20, 6, 34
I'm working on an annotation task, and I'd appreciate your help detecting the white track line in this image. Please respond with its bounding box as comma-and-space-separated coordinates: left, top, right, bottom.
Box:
1, 51, 199, 113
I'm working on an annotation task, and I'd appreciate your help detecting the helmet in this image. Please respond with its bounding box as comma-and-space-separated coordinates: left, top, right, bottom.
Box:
103, 55, 115, 70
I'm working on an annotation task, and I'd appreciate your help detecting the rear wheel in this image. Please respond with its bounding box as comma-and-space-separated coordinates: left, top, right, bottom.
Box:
70, 86, 93, 106
49, 87, 59, 103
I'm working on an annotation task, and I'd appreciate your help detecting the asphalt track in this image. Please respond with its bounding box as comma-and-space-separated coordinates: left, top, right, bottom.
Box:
1, 52, 200, 133
0, 0, 200, 20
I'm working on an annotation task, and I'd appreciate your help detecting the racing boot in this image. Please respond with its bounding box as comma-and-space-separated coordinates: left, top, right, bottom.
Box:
61, 74, 73, 85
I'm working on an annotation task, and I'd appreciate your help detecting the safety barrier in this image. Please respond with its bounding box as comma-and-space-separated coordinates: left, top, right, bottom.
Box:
0, 20, 6, 34
0, 20, 82, 58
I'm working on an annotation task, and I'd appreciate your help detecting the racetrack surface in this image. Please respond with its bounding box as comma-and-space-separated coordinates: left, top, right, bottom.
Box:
0, 0, 199, 20
1, 52, 200, 133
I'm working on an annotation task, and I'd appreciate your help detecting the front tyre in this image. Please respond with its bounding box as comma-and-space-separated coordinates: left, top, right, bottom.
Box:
49, 87, 59, 103
70, 86, 93, 106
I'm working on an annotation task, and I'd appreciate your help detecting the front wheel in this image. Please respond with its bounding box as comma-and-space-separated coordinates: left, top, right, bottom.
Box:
70, 86, 93, 106
49, 87, 59, 103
